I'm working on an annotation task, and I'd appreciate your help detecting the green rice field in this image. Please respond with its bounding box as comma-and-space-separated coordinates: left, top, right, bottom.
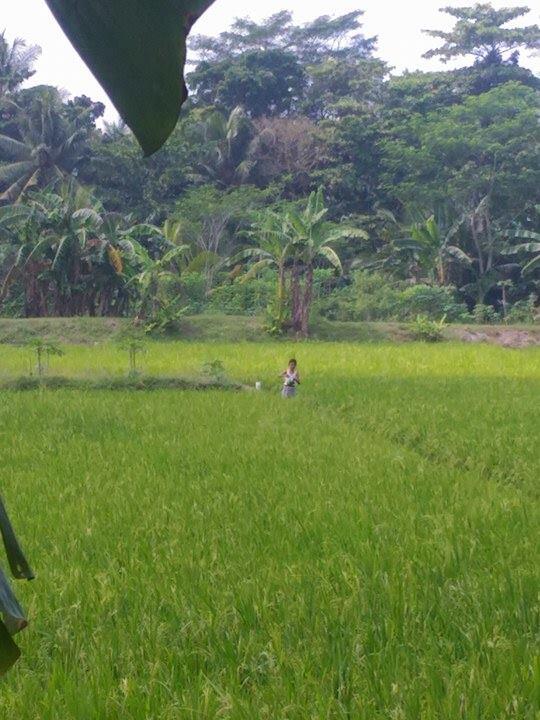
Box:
0, 341, 538, 718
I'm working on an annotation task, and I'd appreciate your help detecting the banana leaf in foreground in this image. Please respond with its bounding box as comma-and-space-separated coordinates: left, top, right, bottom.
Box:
43, 0, 216, 155
0, 497, 34, 675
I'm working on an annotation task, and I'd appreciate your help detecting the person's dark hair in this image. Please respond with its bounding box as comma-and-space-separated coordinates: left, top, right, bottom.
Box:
289, 358, 297, 366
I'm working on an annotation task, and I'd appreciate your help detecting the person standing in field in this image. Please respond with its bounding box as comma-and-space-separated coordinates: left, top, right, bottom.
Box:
281, 358, 300, 398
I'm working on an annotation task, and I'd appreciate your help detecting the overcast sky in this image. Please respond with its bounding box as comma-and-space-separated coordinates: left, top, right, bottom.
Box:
3, 0, 539, 121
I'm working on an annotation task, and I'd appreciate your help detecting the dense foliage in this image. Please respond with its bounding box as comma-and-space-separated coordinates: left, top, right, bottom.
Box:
1, 5, 539, 331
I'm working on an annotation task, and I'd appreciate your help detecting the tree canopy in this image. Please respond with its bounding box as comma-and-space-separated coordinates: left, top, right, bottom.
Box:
423, 4, 540, 65
0, 3, 538, 329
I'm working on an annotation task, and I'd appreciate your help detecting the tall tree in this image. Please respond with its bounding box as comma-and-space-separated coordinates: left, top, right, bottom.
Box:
189, 11, 293, 60
188, 50, 306, 117
423, 4, 540, 66
245, 116, 327, 195
188, 11, 377, 117
380, 82, 540, 222
188, 11, 375, 63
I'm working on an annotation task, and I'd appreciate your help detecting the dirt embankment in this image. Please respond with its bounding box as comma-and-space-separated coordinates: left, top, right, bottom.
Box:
0, 316, 538, 346
450, 326, 540, 348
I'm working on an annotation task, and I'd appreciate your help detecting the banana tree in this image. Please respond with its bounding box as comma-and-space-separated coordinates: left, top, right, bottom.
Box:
0, 186, 140, 316
233, 210, 294, 331
43, 0, 217, 155
504, 206, 540, 277
286, 188, 367, 336
0, 201, 52, 315
127, 242, 190, 320
393, 213, 468, 285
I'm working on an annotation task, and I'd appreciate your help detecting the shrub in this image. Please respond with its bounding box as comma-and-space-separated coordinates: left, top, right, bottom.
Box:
505, 295, 538, 324
411, 315, 447, 342
314, 273, 468, 323
206, 275, 275, 315
201, 360, 227, 382
396, 285, 468, 322
144, 298, 188, 335
180, 272, 207, 314
353, 272, 404, 321
473, 304, 499, 324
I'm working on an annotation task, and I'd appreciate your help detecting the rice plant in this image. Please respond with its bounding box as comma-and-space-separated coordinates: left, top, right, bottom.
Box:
0, 340, 537, 718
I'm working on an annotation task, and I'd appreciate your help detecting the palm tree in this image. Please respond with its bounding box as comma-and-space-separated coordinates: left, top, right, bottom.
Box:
286, 188, 366, 336
0, 33, 41, 100
0, 87, 92, 203
187, 105, 255, 186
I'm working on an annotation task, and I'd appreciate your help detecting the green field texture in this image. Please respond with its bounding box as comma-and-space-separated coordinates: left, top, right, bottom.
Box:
0, 342, 538, 719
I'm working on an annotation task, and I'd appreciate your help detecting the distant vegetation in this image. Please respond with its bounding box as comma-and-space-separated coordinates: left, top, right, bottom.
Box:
0, 5, 539, 334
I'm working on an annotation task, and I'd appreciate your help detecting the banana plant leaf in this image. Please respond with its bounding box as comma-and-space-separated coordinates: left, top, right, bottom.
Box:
0, 497, 34, 676
0, 497, 34, 581
0, 620, 20, 676
0, 567, 27, 636
43, 0, 217, 155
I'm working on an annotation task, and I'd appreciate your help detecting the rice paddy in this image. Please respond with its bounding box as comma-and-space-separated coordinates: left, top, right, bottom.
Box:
0, 341, 538, 719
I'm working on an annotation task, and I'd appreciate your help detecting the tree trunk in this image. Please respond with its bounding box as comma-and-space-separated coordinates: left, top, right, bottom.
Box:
300, 266, 313, 338
277, 263, 286, 317
291, 263, 302, 334
437, 253, 446, 285
470, 215, 485, 276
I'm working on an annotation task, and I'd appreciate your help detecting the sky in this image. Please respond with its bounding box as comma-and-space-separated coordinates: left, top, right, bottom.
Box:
2, 0, 539, 121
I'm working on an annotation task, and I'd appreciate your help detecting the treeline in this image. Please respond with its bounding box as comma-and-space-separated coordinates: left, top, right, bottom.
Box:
0, 4, 539, 332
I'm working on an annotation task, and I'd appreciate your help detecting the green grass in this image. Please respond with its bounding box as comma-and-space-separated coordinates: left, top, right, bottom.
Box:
1, 315, 537, 345
0, 341, 538, 719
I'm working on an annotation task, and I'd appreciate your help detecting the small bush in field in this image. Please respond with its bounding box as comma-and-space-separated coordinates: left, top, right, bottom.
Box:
26, 338, 64, 376
201, 359, 227, 382
412, 314, 447, 342
117, 332, 147, 375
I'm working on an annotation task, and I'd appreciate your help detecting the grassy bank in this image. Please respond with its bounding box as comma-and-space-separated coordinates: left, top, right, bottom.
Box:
0, 314, 538, 346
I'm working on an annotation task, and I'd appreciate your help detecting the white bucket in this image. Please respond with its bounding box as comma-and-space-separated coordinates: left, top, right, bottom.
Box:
255, 381, 262, 391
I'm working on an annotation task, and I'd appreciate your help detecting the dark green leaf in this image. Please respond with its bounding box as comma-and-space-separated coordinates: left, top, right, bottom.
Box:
0, 497, 34, 581
0, 620, 20, 676
0, 568, 27, 636
43, 0, 216, 155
